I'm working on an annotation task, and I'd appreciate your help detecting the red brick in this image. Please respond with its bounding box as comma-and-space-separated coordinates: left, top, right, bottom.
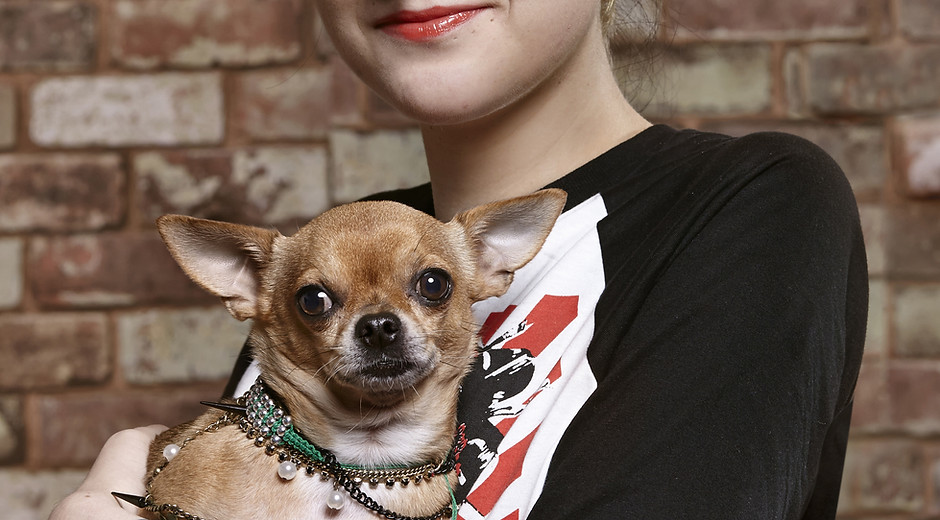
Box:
860, 205, 887, 276
233, 67, 331, 140
0, 470, 87, 520
0, 82, 13, 148
0, 397, 24, 465
900, 0, 940, 40
111, 0, 302, 69
849, 358, 888, 432
36, 385, 223, 467
893, 114, 940, 198
134, 147, 329, 229
0, 313, 109, 390
0, 238, 23, 310
885, 204, 940, 278
839, 439, 925, 514
668, 0, 877, 40
0, 154, 125, 232
808, 43, 940, 115
783, 48, 807, 117
616, 43, 772, 117
30, 73, 224, 147
329, 129, 430, 203
117, 307, 249, 384
0, 2, 96, 70
887, 362, 940, 434
865, 279, 888, 356
313, 8, 336, 59
28, 232, 214, 309
894, 284, 940, 358
329, 59, 366, 127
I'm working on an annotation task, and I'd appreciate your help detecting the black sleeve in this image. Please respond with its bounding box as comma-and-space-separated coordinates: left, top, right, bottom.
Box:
529, 134, 867, 519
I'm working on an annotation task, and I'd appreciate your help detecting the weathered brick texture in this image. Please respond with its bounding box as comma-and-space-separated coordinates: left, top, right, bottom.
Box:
865, 278, 888, 357
0, 2, 97, 71
0, 238, 23, 309
839, 439, 925, 514
134, 147, 330, 228
0, 154, 125, 232
895, 285, 940, 357
859, 205, 886, 276
669, 0, 878, 40
893, 114, 940, 197
850, 358, 887, 432
0, 397, 24, 465
0, 313, 110, 390
0, 82, 13, 148
0, 469, 86, 520
808, 44, 940, 115
619, 43, 772, 116
328, 59, 367, 127
886, 205, 940, 278
29, 232, 214, 309
118, 307, 250, 384
329, 129, 430, 203
888, 363, 940, 435
30, 73, 224, 147
0, 1, 938, 518
899, 0, 940, 40
233, 68, 332, 140
111, 0, 302, 69
36, 385, 223, 467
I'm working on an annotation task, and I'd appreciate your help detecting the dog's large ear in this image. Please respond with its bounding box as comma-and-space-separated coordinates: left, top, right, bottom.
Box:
157, 215, 280, 321
453, 189, 566, 300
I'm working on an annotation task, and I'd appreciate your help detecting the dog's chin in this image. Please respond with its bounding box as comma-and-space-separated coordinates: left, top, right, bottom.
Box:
333, 359, 435, 408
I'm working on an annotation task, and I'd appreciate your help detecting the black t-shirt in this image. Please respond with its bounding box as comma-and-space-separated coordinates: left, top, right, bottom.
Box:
226, 125, 867, 519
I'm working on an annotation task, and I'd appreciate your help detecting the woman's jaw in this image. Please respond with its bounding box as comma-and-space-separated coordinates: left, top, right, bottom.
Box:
316, 0, 609, 125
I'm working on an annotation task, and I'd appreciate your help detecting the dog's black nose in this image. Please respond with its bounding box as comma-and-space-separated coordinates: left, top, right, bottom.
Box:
355, 312, 402, 350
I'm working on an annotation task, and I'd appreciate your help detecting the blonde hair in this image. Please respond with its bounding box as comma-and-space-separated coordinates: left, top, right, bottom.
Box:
601, 0, 617, 31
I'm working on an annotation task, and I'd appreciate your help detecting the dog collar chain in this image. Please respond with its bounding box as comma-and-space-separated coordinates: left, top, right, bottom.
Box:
140, 379, 462, 520
236, 378, 460, 520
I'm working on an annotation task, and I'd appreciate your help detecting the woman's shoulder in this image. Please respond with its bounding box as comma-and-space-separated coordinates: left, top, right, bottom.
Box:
661, 125, 847, 186
599, 125, 856, 215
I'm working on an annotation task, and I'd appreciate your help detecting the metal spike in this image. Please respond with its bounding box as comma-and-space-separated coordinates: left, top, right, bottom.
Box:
111, 491, 150, 508
199, 400, 248, 416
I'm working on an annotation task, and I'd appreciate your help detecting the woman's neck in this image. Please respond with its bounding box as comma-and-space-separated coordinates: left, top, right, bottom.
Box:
420, 35, 651, 221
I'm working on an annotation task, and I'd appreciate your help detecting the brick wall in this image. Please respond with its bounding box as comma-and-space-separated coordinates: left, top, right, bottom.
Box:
0, 0, 937, 518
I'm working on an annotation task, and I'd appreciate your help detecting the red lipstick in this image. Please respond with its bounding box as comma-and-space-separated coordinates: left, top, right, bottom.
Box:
376, 6, 486, 42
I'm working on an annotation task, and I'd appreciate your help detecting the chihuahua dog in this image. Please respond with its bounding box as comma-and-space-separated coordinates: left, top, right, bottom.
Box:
127, 189, 565, 520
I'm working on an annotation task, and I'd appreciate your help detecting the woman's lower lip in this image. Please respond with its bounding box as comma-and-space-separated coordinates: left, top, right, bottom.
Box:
378, 8, 484, 42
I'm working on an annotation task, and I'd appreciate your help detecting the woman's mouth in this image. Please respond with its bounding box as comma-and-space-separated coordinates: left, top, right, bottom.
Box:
375, 6, 487, 42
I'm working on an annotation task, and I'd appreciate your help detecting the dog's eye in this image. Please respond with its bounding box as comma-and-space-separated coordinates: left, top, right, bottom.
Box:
415, 269, 452, 304
297, 286, 334, 316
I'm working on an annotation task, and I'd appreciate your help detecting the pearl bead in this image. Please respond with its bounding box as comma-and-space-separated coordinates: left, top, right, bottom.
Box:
278, 461, 298, 480
162, 443, 180, 461
326, 491, 345, 510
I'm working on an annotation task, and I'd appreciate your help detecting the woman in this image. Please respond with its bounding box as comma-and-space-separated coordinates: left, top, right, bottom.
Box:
52, 0, 867, 518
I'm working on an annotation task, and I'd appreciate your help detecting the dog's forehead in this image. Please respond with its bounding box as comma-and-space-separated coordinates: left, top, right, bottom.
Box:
286, 201, 463, 260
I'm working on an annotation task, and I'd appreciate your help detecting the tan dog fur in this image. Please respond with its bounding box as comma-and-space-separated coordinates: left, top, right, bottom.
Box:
142, 189, 566, 519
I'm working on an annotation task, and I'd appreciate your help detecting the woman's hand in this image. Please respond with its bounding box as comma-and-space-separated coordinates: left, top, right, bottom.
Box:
49, 425, 166, 520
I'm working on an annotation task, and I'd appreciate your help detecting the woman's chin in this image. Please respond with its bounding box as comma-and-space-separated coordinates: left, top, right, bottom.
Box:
379, 87, 519, 128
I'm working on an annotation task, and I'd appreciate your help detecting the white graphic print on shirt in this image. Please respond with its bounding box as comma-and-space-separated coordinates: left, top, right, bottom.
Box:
456, 195, 608, 520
